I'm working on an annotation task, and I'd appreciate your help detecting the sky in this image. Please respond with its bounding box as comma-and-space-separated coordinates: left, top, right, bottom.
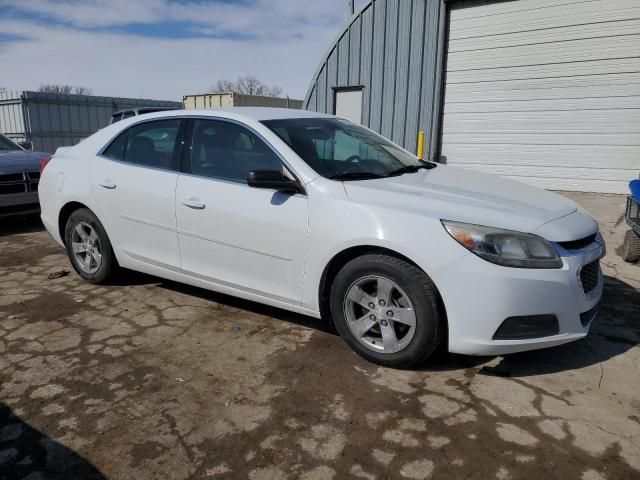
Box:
0, 0, 368, 101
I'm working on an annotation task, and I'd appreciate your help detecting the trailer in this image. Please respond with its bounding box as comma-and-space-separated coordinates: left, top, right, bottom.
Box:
183, 92, 302, 110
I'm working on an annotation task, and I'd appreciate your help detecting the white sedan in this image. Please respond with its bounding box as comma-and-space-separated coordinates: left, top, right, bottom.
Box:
39, 108, 605, 367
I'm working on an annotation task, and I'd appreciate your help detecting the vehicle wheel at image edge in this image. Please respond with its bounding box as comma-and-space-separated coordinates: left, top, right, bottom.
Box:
64, 208, 118, 283
622, 229, 640, 263
329, 253, 445, 368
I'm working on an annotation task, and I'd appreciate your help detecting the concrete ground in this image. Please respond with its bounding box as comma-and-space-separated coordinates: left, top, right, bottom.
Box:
0, 192, 638, 480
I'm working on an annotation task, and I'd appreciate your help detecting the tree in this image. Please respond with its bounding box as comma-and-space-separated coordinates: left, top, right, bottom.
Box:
38, 84, 93, 95
210, 76, 282, 97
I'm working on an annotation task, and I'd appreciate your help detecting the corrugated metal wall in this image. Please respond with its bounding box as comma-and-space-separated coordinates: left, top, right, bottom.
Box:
0, 91, 181, 153
303, 0, 445, 159
0, 91, 27, 144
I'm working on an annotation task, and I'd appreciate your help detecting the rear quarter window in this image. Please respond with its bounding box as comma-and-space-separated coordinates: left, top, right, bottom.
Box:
102, 130, 128, 160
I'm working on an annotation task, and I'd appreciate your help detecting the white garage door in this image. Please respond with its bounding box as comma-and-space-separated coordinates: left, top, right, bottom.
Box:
441, 0, 640, 193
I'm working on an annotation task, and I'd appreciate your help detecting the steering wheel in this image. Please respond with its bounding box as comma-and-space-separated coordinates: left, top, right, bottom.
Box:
341, 154, 363, 172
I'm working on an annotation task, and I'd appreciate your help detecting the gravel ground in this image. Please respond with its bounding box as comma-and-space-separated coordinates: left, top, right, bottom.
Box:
0, 191, 638, 480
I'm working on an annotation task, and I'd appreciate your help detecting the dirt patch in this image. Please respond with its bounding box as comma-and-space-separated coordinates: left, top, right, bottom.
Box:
179, 333, 639, 479
2, 291, 81, 323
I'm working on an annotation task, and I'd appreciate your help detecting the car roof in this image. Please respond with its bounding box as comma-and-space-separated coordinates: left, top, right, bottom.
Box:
134, 107, 335, 122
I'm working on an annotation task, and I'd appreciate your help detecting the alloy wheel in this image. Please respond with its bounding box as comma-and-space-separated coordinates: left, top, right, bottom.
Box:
70, 222, 102, 274
343, 275, 416, 354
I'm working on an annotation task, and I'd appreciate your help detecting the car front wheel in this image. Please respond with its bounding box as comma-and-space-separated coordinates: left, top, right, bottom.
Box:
330, 253, 445, 368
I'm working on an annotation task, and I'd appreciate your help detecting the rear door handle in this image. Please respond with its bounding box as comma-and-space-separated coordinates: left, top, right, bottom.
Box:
182, 198, 206, 210
99, 179, 116, 189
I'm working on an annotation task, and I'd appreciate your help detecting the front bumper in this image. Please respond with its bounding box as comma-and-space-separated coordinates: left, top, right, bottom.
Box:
435, 236, 605, 356
0, 192, 40, 216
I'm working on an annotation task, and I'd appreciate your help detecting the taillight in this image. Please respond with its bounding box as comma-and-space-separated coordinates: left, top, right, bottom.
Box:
39, 155, 52, 173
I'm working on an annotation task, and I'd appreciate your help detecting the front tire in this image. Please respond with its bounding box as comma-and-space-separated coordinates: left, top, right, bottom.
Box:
330, 254, 445, 368
64, 208, 118, 283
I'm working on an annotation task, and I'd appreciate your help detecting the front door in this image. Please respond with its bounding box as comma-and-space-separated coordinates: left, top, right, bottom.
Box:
175, 118, 308, 305
91, 118, 185, 270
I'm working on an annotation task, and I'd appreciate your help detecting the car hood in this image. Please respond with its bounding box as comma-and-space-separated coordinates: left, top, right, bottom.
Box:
343, 165, 593, 239
0, 150, 48, 174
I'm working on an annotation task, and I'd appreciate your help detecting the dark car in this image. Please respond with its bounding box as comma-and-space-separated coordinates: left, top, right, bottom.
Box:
0, 133, 49, 217
110, 107, 179, 124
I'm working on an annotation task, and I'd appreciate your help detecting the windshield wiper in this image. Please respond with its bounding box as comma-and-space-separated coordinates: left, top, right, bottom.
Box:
329, 172, 386, 181
386, 162, 437, 177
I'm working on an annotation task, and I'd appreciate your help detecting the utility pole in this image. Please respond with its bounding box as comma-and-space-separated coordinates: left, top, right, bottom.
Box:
349, 0, 354, 16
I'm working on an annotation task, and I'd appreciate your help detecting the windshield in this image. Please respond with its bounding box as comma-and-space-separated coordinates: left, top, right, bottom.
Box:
0, 134, 21, 152
261, 118, 434, 180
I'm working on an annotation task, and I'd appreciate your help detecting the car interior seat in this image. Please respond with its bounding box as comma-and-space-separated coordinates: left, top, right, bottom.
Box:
128, 136, 160, 167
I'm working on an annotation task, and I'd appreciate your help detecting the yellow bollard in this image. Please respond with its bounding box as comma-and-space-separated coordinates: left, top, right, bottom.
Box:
417, 131, 425, 160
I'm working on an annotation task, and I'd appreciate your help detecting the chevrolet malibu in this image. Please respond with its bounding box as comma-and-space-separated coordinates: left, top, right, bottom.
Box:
38, 109, 605, 367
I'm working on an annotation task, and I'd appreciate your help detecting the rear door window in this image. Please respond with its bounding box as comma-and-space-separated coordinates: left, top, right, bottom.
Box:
102, 119, 184, 170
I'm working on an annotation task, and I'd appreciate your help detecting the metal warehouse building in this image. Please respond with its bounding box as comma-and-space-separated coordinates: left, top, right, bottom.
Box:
304, 0, 639, 194
0, 91, 181, 153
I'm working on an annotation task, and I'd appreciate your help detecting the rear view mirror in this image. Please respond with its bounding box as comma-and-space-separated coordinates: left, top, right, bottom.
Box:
247, 170, 305, 195
308, 127, 333, 141
18, 141, 33, 151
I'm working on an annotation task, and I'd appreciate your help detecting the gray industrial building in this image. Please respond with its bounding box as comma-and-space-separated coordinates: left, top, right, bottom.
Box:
0, 91, 181, 153
304, 0, 639, 194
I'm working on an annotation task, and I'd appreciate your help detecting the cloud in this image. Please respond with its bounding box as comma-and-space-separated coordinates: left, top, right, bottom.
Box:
0, 0, 370, 100
0, 0, 356, 40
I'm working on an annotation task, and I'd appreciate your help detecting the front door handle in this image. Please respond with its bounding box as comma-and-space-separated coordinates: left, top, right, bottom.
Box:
182, 198, 206, 210
99, 179, 116, 189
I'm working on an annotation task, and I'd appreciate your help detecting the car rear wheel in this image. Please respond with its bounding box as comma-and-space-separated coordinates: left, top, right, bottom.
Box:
64, 208, 118, 283
330, 253, 444, 368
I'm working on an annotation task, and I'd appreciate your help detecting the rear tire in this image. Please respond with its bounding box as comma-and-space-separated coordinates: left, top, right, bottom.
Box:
329, 254, 445, 368
64, 208, 118, 283
622, 229, 640, 263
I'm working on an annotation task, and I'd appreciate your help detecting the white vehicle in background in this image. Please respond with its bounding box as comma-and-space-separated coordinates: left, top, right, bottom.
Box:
110, 107, 178, 124
38, 108, 604, 367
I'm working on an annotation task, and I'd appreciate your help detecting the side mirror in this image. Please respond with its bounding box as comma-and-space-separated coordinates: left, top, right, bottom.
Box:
18, 141, 33, 151
247, 170, 305, 195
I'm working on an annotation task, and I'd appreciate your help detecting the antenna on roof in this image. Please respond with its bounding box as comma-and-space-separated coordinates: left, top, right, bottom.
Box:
349, 0, 354, 16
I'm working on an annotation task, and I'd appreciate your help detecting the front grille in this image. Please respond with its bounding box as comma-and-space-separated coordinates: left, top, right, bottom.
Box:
0, 171, 39, 195
580, 260, 600, 294
558, 234, 597, 250
0, 184, 26, 194
0, 173, 25, 183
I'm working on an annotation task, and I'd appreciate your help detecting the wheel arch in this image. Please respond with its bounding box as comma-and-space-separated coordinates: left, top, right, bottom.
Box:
317, 245, 448, 332
58, 201, 100, 245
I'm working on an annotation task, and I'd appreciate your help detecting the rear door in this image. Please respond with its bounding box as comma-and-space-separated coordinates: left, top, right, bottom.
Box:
175, 118, 309, 305
91, 118, 186, 270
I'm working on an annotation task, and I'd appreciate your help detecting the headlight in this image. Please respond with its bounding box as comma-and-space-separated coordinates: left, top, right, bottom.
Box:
441, 220, 563, 269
